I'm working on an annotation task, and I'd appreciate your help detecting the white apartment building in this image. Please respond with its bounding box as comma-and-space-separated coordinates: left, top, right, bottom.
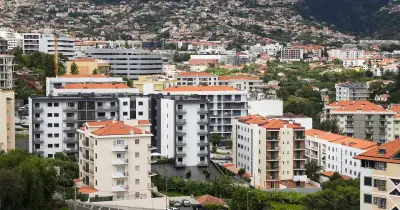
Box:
249, 43, 283, 56
0, 54, 15, 89
305, 129, 376, 178
22, 33, 40, 54
323, 100, 396, 143
328, 49, 365, 60
280, 48, 304, 62
218, 76, 266, 92
355, 139, 400, 210
51, 83, 138, 96
233, 115, 308, 189
0, 90, 15, 152
163, 86, 248, 140
77, 120, 154, 199
335, 83, 369, 101
190, 54, 235, 65
0, 28, 23, 50
343, 58, 368, 69
151, 95, 210, 167
46, 74, 125, 96
162, 64, 178, 77
38, 33, 75, 59
176, 72, 219, 86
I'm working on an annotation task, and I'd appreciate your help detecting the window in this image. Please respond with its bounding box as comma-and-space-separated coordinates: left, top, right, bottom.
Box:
97, 112, 106, 117
374, 179, 387, 191
375, 162, 387, 170
138, 101, 143, 105
111, 112, 116, 117
116, 140, 124, 145
135, 179, 140, 185
47, 103, 52, 107
47, 113, 53, 117
54, 113, 59, 117
123, 102, 128, 106
135, 152, 139, 157
66, 113, 74, 117
373, 197, 386, 209
364, 194, 372, 204
54, 133, 59, 138
54, 123, 59, 127
48, 144, 53, 148
123, 112, 128, 116
135, 165, 140, 171
95, 167, 97, 172
117, 180, 125, 185
138, 111, 143, 116
135, 139, 139, 144
48, 123, 53, 127
364, 177, 372, 186
97, 102, 103, 107
54, 103, 59, 107
66, 123, 74, 127
110, 102, 116, 107
95, 180, 97, 185
48, 133, 53, 138
35, 103, 40, 107
95, 140, 97, 145
48, 154, 53, 158
54, 144, 59, 148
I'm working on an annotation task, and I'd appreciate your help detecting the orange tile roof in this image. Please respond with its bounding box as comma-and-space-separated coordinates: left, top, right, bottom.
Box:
63, 83, 129, 89
196, 194, 227, 206
79, 187, 98, 194
71, 58, 97, 62
86, 120, 116, 127
92, 121, 150, 136
58, 74, 109, 78
321, 171, 352, 180
389, 104, 400, 113
163, 86, 237, 92
178, 72, 216, 77
306, 129, 376, 149
327, 100, 389, 113
218, 75, 260, 81
138, 120, 151, 125
237, 115, 304, 130
354, 139, 400, 164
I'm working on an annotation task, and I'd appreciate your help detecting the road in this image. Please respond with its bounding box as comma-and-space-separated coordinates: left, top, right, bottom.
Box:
67, 202, 121, 210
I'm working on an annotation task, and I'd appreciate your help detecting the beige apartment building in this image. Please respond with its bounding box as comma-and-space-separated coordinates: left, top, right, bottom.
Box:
132, 75, 177, 93
233, 115, 309, 189
0, 90, 14, 152
355, 139, 400, 210
66, 59, 110, 75
77, 119, 156, 199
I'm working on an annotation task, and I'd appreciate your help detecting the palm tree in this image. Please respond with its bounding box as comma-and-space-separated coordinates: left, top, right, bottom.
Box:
305, 159, 323, 182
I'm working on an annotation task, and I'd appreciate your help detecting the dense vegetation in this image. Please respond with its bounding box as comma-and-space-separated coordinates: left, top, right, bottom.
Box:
0, 150, 78, 210
295, 0, 400, 39
153, 175, 360, 210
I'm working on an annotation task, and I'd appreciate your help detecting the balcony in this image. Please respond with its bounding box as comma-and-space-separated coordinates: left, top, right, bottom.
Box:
197, 108, 208, 114
33, 107, 44, 112
148, 170, 157, 176
365, 130, 373, 134
266, 156, 280, 161
63, 148, 78, 154
176, 119, 186, 125
293, 166, 306, 170
198, 119, 208, 124
33, 117, 44, 123
294, 136, 305, 140
365, 124, 374, 128
175, 161, 186, 167
97, 106, 118, 111
346, 118, 354, 122
63, 137, 78, 143
112, 158, 129, 165
345, 124, 354, 128
112, 144, 128, 152
293, 175, 308, 182
197, 150, 208, 156
148, 183, 157, 190
176, 129, 186, 136
197, 129, 208, 135
266, 165, 280, 171
112, 172, 129, 179
198, 161, 208, 166
34, 148, 44, 154
64, 127, 77, 132
112, 185, 128, 192
63, 106, 77, 112
176, 140, 187, 146
379, 124, 387, 128
379, 117, 387, 121
294, 155, 307, 160
266, 137, 279, 141
33, 127, 44, 133
63, 117, 77, 122
266, 175, 281, 181
89, 169, 94, 175
176, 150, 186, 157
176, 109, 186, 114
266, 146, 280, 151
197, 141, 208, 146
33, 138, 44, 144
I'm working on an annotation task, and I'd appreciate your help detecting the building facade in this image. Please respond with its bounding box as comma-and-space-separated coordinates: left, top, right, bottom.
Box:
85, 49, 163, 80
38, 33, 75, 59
355, 139, 400, 210
335, 83, 369, 101
0, 90, 15, 152
176, 72, 219, 86
280, 48, 304, 62
77, 120, 154, 199
66, 59, 110, 75
0, 39, 7, 53
233, 115, 307, 189
0, 54, 15, 89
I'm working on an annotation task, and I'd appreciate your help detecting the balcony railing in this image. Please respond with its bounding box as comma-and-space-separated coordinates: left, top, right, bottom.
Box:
176, 119, 186, 125
176, 150, 186, 157
112, 158, 129, 165
197, 141, 208, 146
33, 117, 44, 123
198, 119, 208, 124
198, 161, 208, 166
197, 108, 208, 114
176, 109, 186, 114
176, 129, 186, 135
197, 129, 208, 135
33, 138, 44, 144
175, 161, 186, 167
176, 140, 187, 146
197, 150, 208, 156
112, 144, 128, 152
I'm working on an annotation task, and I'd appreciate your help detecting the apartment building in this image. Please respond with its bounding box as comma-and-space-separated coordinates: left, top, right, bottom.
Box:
0, 28, 22, 50
305, 129, 376, 178
77, 120, 154, 199
323, 101, 395, 143
291, 45, 322, 58
0, 90, 15, 152
176, 72, 219, 86
354, 139, 400, 210
232, 115, 308, 189
85, 49, 163, 80
335, 83, 369, 101
218, 76, 265, 92
66, 59, 110, 75
190, 54, 235, 65
132, 75, 177, 93
22, 33, 40, 54
280, 48, 304, 62
163, 86, 248, 140
249, 43, 283, 56
0, 54, 15, 89
328, 49, 365, 60
46, 74, 125, 96
38, 33, 75, 59
0, 39, 7, 53
188, 59, 218, 72
149, 94, 210, 167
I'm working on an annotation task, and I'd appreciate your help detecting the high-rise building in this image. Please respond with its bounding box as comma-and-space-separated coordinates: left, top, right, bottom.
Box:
335, 83, 369, 101
85, 49, 163, 80
354, 139, 400, 210
0, 90, 15, 152
163, 86, 248, 140
280, 48, 304, 62
77, 120, 155, 199
233, 115, 308, 189
22, 33, 75, 59
0, 54, 15, 89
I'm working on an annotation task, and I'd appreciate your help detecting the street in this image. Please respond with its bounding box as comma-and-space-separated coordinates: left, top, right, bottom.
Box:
67, 202, 120, 210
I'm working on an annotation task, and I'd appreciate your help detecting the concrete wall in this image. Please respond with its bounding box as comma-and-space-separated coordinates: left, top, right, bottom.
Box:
248, 99, 283, 117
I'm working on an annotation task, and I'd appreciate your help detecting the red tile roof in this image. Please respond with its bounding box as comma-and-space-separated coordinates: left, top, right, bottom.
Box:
163, 86, 237, 92
178, 72, 216, 77
138, 120, 151, 125
389, 104, 400, 113
237, 115, 304, 130
321, 171, 352, 180
218, 75, 260, 81
86, 120, 116, 127
196, 194, 227, 206
92, 121, 150, 136
354, 139, 400, 164
79, 187, 98, 194
306, 129, 376, 149
327, 100, 389, 113
63, 83, 129, 89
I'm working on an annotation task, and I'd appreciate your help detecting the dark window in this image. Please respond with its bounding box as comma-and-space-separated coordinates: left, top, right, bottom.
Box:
54, 144, 59, 148
54, 133, 59, 137
35, 103, 40, 107
123, 102, 128, 106
66, 113, 74, 117
54, 103, 59, 107
138, 101, 143, 105
364, 177, 372, 186
124, 112, 128, 116
54, 123, 59, 127
87, 101, 95, 110
110, 102, 116, 107
138, 111, 143, 116
48, 154, 53, 158
47, 113, 53, 117
47, 103, 52, 107
48, 144, 53, 148
67, 123, 74, 127
47, 133, 53, 138
54, 113, 59, 117
48, 123, 53, 127
97, 112, 106, 117
111, 112, 116, 117
97, 102, 103, 107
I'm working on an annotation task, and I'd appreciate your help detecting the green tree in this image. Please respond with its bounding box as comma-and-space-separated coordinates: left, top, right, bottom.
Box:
368, 81, 385, 99
14, 78, 38, 102
123, 76, 133, 87
210, 133, 222, 147
332, 59, 342, 66
317, 118, 342, 134
202, 168, 210, 180
238, 168, 246, 177
92, 68, 98, 75
329, 172, 343, 181
305, 159, 323, 182
70, 62, 79, 75
0, 169, 25, 209
365, 70, 373, 77
185, 170, 192, 179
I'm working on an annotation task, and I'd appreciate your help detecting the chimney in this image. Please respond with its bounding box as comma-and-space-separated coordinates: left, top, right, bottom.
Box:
361, 104, 365, 108
378, 148, 386, 155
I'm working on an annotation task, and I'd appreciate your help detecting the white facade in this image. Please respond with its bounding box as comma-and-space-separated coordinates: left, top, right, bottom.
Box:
0, 55, 15, 89
38, 33, 75, 59
335, 83, 369, 101
248, 99, 283, 117
218, 77, 266, 92
0, 28, 22, 50
176, 73, 219, 86
162, 64, 178, 77
279, 115, 312, 130
77, 120, 154, 199
249, 43, 283, 56
328, 49, 365, 60
280, 48, 304, 62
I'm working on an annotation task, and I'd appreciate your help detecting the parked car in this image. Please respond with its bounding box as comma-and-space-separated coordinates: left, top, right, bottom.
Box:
171, 200, 182, 207
182, 199, 191, 207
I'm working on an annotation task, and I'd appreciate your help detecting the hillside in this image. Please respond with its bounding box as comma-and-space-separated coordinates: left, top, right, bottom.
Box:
295, 0, 400, 39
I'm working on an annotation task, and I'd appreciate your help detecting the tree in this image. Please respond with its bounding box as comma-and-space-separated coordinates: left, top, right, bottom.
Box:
332, 59, 342, 66
364, 70, 373, 77
92, 68, 98, 75
329, 172, 343, 181
185, 170, 192, 179
14, 78, 38, 102
368, 81, 385, 99
238, 168, 246, 177
202, 168, 210, 180
0, 169, 25, 209
317, 118, 342, 134
123, 77, 133, 87
70, 62, 79, 75
210, 133, 222, 147
305, 160, 323, 182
